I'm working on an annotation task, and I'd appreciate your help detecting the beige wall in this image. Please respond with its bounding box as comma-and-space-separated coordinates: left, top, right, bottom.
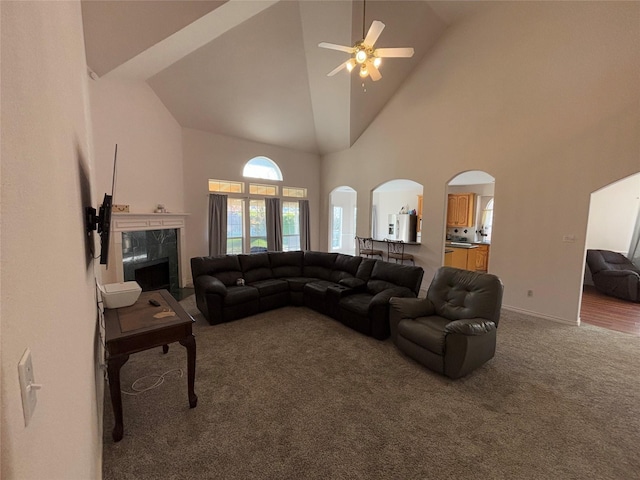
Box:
321, 2, 640, 324
89, 78, 184, 213
1, 2, 101, 478
89, 78, 184, 283
182, 128, 321, 283
586, 172, 640, 254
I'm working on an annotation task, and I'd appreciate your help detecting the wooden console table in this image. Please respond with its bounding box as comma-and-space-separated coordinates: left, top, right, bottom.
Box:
104, 289, 197, 442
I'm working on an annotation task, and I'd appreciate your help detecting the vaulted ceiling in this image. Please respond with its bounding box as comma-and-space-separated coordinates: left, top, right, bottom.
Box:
82, 1, 488, 154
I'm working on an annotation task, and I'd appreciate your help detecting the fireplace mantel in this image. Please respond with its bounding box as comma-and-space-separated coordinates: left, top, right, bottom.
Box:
111, 213, 190, 287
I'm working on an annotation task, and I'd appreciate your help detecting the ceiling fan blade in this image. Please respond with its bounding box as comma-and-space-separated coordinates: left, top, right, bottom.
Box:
327, 61, 347, 77
364, 20, 385, 47
374, 47, 415, 58
318, 42, 355, 54
368, 61, 382, 82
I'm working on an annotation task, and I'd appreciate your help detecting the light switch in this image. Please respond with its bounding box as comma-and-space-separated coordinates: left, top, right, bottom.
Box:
18, 348, 42, 427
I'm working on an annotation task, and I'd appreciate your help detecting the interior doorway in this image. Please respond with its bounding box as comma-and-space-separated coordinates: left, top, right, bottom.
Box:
443, 170, 495, 272
580, 172, 640, 335
329, 186, 357, 255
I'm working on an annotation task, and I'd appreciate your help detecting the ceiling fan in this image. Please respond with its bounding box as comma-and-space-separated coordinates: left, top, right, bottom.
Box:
318, 2, 414, 82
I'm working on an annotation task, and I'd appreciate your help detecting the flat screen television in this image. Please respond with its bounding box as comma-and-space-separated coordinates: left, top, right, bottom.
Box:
86, 145, 118, 267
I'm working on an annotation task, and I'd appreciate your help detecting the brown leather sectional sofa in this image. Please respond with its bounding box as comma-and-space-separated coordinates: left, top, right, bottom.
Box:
191, 250, 424, 340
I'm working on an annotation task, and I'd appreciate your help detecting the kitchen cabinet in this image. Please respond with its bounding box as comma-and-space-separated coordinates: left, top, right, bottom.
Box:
417, 195, 423, 233
448, 246, 477, 271
447, 193, 475, 227
474, 244, 490, 271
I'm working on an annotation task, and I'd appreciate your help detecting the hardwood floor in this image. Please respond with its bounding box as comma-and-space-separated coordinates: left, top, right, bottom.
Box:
580, 285, 640, 336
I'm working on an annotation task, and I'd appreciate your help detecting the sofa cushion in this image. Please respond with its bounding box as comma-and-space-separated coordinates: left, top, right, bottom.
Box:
398, 316, 451, 355
303, 251, 337, 280
339, 293, 374, 316
330, 254, 362, 283
356, 258, 376, 280
367, 279, 401, 295
224, 285, 260, 306
304, 280, 337, 296
370, 261, 424, 294
191, 255, 242, 287
249, 278, 289, 297
270, 251, 304, 278
239, 253, 273, 283
285, 277, 317, 292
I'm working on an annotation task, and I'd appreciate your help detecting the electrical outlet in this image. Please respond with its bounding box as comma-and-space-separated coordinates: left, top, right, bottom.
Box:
527, 290, 534, 297
18, 348, 42, 427
562, 235, 576, 243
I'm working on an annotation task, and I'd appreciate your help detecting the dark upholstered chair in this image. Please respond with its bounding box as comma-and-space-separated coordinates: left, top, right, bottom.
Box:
389, 267, 503, 379
586, 249, 640, 302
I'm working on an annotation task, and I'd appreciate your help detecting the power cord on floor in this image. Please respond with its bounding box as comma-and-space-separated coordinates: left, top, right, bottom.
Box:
121, 368, 184, 396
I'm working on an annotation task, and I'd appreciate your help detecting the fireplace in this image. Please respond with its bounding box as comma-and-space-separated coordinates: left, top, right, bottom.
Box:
122, 228, 179, 294
133, 257, 170, 291
110, 213, 189, 291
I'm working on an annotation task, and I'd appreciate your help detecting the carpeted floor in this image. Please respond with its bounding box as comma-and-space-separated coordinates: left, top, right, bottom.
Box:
103, 296, 640, 480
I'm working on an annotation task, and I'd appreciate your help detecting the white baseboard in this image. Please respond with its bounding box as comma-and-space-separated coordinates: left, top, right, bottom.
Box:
502, 305, 579, 326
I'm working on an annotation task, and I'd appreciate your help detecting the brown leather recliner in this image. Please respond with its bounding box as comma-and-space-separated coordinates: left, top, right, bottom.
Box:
389, 267, 503, 379
586, 249, 640, 302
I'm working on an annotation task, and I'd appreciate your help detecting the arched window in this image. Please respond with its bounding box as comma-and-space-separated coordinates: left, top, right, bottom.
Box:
243, 156, 283, 181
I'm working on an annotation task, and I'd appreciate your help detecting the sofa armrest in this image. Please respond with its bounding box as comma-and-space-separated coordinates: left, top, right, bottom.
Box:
444, 319, 496, 336
389, 296, 435, 319
195, 275, 227, 297
371, 287, 415, 308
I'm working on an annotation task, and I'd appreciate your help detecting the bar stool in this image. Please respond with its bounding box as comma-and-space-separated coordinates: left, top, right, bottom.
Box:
355, 236, 383, 259
386, 239, 415, 265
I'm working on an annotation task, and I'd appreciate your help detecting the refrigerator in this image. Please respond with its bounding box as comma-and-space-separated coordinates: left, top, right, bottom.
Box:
387, 214, 417, 242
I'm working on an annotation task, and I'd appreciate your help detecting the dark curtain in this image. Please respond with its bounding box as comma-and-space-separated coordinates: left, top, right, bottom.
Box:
628, 206, 640, 267
300, 199, 311, 251
208, 194, 227, 256
266, 197, 283, 251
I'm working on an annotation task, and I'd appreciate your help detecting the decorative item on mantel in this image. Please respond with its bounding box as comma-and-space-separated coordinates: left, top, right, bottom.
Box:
154, 204, 167, 213
113, 204, 129, 213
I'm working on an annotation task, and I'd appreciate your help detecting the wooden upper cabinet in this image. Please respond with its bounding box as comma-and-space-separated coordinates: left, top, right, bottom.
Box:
447, 193, 475, 227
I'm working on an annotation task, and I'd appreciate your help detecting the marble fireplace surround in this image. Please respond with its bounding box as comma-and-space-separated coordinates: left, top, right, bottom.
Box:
111, 213, 190, 288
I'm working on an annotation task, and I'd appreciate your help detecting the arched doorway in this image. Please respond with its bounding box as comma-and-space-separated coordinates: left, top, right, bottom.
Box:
371, 179, 423, 241
329, 186, 357, 255
580, 172, 640, 334
444, 170, 495, 271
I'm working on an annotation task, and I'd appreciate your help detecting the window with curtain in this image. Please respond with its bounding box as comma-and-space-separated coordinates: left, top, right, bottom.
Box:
282, 201, 300, 251
249, 199, 267, 252
227, 198, 244, 254
207, 158, 310, 253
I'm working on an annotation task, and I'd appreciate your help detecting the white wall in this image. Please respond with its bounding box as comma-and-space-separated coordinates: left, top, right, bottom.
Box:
1, 2, 101, 478
586, 172, 640, 254
89, 78, 184, 283
321, 2, 640, 323
372, 189, 422, 240
182, 128, 321, 283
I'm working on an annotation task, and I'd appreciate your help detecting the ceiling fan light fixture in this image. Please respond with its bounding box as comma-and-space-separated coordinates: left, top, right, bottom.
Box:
359, 65, 369, 78
346, 58, 356, 72
355, 48, 368, 64
373, 57, 381, 68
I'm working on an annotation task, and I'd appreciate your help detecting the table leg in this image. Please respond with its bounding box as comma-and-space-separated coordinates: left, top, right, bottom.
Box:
107, 354, 130, 442
179, 334, 198, 408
